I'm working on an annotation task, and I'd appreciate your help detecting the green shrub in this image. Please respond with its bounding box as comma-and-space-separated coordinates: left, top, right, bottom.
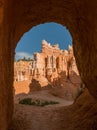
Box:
19, 98, 59, 107
19, 98, 32, 105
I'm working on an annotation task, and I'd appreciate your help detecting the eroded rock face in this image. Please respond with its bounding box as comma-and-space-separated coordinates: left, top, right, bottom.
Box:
14, 40, 81, 97
0, 0, 97, 129
31, 40, 79, 81
14, 40, 81, 98
14, 40, 78, 82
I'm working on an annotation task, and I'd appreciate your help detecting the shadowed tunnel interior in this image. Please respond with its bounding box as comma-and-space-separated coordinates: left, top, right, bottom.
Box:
0, 0, 97, 129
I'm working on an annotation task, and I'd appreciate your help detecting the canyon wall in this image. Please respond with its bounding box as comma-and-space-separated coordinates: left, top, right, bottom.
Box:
14, 40, 79, 83
14, 40, 81, 99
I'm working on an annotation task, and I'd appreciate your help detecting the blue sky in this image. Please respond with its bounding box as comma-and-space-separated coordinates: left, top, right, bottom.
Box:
15, 22, 72, 60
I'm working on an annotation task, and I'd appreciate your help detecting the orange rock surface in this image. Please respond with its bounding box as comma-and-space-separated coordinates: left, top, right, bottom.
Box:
14, 40, 81, 100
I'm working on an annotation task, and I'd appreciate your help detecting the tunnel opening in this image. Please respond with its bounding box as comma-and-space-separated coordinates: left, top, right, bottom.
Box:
14, 22, 82, 101
10, 23, 85, 129
10, 22, 86, 130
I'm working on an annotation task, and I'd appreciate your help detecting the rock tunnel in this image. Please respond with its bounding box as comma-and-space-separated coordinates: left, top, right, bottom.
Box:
0, 0, 97, 129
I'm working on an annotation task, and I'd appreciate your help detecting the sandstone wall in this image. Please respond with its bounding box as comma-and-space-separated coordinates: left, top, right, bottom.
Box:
0, 0, 97, 129
0, 0, 14, 129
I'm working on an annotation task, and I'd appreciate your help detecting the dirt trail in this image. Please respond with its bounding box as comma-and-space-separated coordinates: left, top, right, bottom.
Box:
10, 90, 73, 130
10, 89, 97, 130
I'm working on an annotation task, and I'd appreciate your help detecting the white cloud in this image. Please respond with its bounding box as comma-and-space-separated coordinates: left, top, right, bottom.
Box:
15, 52, 33, 60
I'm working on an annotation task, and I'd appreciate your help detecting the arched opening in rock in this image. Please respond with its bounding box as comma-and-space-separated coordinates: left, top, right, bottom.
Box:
14, 22, 82, 106
12, 22, 85, 130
